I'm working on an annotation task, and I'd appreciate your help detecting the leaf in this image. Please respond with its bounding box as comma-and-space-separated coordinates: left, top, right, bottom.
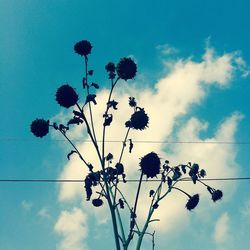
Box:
85, 94, 97, 105
167, 176, 172, 188
129, 139, 133, 153
67, 117, 83, 126
103, 114, 113, 126
191, 174, 198, 184
59, 124, 69, 133
115, 163, 124, 175
118, 199, 124, 209
172, 169, 182, 181
153, 202, 159, 209
53, 123, 58, 130
149, 219, 160, 224
107, 100, 118, 110
149, 190, 155, 197
67, 150, 77, 160
73, 110, 84, 118
91, 82, 99, 89
82, 77, 87, 89
181, 164, 186, 174
106, 153, 113, 161
199, 169, 206, 178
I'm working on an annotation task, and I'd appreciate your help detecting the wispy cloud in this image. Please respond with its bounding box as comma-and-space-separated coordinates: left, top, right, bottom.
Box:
21, 200, 33, 211
156, 43, 179, 55
38, 207, 51, 219
54, 207, 88, 250
213, 212, 230, 243
240, 198, 250, 219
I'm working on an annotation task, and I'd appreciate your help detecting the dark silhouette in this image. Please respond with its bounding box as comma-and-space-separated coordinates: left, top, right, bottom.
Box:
31, 40, 223, 250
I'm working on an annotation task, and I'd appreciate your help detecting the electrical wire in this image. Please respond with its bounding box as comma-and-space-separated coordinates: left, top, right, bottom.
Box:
0, 177, 250, 183
1, 137, 250, 145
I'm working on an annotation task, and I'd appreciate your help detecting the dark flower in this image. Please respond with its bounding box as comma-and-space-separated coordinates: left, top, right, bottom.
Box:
74, 40, 92, 56
92, 198, 103, 207
116, 57, 137, 80
140, 152, 161, 178
56, 84, 78, 108
30, 119, 49, 138
105, 62, 116, 73
186, 194, 199, 211
211, 190, 223, 202
130, 108, 149, 130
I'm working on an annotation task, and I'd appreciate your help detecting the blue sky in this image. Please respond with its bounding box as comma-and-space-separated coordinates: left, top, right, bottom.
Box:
1, 0, 250, 249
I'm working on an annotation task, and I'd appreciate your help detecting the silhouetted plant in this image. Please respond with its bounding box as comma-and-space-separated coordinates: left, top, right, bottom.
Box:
31, 40, 223, 250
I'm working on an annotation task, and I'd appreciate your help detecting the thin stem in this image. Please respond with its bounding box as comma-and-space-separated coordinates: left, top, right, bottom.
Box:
113, 127, 131, 204
110, 189, 126, 244
113, 185, 140, 232
102, 77, 120, 164
59, 130, 88, 167
84, 56, 98, 143
76, 104, 121, 250
125, 171, 144, 247
136, 181, 180, 249
172, 187, 191, 198
76, 103, 103, 165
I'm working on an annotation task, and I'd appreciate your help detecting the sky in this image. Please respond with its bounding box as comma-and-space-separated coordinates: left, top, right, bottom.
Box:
1, 0, 250, 249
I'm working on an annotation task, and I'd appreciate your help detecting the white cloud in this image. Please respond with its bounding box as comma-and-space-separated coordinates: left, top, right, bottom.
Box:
21, 200, 33, 211
240, 198, 250, 219
54, 207, 88, 250
214, 212, 230, 243
54, 45, 245, 244
156, 43, 179, 55
38, 207, 51, 219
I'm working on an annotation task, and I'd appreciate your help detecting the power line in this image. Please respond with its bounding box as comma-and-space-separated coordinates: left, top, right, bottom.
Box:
1, 137, 250, 145
1, 177, 250, 183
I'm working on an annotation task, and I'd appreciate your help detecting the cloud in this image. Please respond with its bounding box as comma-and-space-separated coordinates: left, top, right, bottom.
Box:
21, 200, 33, 211
213, 212, 230, 243
240, 198, 250, 219
54, 207, 88, 250
156, 43, 179, 55
38, 207, 51, 219
53, 44, 246, 244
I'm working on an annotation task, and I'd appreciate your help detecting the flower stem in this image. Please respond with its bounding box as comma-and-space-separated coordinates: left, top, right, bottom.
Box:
84, 56, 98, 144
59, 130, 88, 167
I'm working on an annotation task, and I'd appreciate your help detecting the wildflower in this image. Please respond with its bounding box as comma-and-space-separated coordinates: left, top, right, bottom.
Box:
140, 152, 161, 178
186, 194, 199, 211
74, 40, 92, 56
55, 84, 78, 108
30, 119, 49, 138
130, 108, 149, 130
116, 57, 137, 80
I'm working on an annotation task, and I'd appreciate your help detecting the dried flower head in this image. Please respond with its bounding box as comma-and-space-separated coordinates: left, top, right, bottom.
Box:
92, 198, 103, 207
55, 84, 78, 108
105, 62, 116, 73
30, 119, 49, 138
140, 152, 161, 178
74, 40, 92, 56
116, 57, 137, 80
212, 190, 223, 202
130, 108, 149, 130
186, 194, 199, 211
